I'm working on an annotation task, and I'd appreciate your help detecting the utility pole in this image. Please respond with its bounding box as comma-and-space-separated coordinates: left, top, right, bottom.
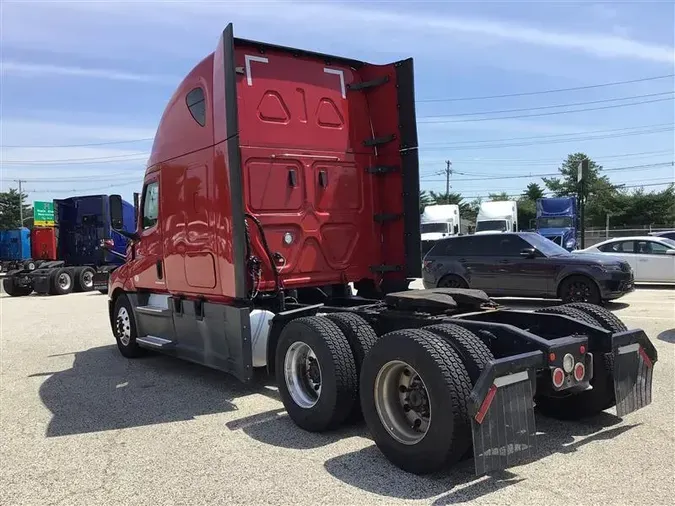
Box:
445, 160, 452, 197
578, 159, 588, 249
16, 179, 25, 226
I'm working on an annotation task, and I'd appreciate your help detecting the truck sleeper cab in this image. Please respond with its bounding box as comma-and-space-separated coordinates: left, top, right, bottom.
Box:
107, 24, 657, 477
2, 195, 135, 297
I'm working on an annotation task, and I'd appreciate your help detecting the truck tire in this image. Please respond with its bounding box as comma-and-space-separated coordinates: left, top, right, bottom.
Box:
559, 275, 601, 305
112, 294, 147, 358
535, 305, 601, 327
50, 268, 74, 295
2, 277, 32, 297
562, 302, 627, 333
75, 266, 96, 292
422, 324, 494, 384
324, 312, 379, 421
276, 316, 358, 432
360, 328, 473, 474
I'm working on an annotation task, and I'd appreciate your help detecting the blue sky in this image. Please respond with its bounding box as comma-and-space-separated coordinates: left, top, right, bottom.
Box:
1, 0, 674, 205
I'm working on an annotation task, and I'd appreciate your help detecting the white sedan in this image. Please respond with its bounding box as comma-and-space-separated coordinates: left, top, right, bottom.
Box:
576, 236, 675, 284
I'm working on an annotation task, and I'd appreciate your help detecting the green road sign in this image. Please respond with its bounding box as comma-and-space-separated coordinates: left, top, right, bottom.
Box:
33, 201, 55, 226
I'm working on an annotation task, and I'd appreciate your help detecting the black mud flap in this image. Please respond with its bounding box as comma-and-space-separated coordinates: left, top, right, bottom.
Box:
468, 351, 543, 476
92, 271, 109, 292
612, 329, 657, 417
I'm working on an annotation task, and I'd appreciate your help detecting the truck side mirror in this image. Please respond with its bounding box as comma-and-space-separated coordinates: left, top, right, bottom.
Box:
454, 224, 459, 235
513, 223, 517, 232
109, 194, 124, 230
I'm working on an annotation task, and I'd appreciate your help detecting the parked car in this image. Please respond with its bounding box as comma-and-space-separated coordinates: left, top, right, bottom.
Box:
576, 236, 675, 284
422, 232, 634, 304
648, 230, 675, 240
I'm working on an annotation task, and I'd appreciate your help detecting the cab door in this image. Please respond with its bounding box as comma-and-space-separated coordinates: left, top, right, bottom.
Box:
132, 176, 165, 290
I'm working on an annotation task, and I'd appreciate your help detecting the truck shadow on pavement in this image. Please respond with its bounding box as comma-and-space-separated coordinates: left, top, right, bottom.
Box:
656, 329, 675, 343
230, 407, 638, 501
32, 345, 279, 438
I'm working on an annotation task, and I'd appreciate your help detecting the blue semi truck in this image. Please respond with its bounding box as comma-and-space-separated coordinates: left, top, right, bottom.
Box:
535, 197, 579, 251
0, 228, 35, 274
2, 194, 136, 297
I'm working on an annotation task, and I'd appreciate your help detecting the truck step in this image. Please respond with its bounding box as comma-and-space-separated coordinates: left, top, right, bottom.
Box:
136, 305, 171, 316
136, 336, 175, 349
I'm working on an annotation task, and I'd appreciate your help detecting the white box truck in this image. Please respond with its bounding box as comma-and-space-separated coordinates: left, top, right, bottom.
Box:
420, 204, 460, 254
475, 200, 518, 234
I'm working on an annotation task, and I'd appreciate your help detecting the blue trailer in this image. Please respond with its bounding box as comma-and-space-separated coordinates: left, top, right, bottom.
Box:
2, 195, 136, 297
0, 228, 36, 274
535, 197, 578, 251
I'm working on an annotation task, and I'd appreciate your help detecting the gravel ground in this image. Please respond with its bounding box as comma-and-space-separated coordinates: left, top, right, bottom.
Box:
1, 285, 673, 506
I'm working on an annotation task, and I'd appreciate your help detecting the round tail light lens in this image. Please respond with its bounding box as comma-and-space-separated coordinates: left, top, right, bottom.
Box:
574, 362, 585, 381
552, 367, 565, 388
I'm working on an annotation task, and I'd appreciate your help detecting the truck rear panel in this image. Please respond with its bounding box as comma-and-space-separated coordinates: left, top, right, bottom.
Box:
215, 25, 421, 298
55, 195, 134, 266
0, 228, 31, 261
31, 227, 57, 261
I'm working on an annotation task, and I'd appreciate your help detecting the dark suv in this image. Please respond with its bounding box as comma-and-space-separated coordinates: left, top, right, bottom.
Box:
422, 232, 634, 304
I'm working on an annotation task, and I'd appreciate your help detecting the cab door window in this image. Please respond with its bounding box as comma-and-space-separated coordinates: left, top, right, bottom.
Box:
142, 181, 159, 230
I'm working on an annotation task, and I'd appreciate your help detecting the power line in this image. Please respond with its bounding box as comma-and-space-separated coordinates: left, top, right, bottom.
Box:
3, 152, 148, 165
417, 73, 675, 103
418, 92, 674, 120
421, 162, 674, 181
420, 126, 674, 151
2, 138, 154, 149
420, 123, 673, 148
23, 180, 141, 194
419, 97, 674, 124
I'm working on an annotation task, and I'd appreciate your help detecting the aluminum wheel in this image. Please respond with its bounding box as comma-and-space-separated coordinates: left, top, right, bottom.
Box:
116, 307, 132, 346
82, 270, 94, 289
374, 360, 431, 445
284, 341, 322, 409
57, 273, 72, 291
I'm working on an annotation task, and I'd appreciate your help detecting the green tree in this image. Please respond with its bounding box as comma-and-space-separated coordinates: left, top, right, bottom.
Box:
488, 192, 511, 201
521, 182, 546, 201
542, 152, 614, 200
0, 188, 31, 229
419, 190, 433, 213
429, 191, 463, 205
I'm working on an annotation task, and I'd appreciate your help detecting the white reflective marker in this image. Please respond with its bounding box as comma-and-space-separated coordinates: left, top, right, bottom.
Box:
324, 68, 346, 99
245, 55, 269, 86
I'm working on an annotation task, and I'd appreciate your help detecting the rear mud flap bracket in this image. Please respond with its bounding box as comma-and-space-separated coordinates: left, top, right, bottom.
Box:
363, 134, 396, 147
469, 351, 543, 476
612, 329, 656, 417
347, 75, 389, 91
369, 264, 402, 273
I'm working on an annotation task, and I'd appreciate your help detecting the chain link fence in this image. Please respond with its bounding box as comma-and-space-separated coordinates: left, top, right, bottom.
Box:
583, 225, 674, 247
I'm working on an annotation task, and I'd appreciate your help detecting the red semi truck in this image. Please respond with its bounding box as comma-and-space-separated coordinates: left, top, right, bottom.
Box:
105, 24, 657, 475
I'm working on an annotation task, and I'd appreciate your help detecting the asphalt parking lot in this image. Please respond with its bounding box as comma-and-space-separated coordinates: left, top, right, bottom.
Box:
1, 284, 673, 505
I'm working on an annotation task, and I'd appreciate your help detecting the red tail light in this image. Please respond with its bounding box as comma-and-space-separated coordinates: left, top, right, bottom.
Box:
101, 239, 115, 248
422, 260, 433, 270
574, 362, 585, 381
552, 367, 565, 388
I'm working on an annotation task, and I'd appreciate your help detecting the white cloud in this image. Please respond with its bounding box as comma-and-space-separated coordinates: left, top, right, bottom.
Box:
3, 1, 673, 66
1, 61, 178, 83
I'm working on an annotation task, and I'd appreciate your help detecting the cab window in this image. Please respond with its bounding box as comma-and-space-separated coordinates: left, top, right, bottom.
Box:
142, 181, 159, 230
186, 87, 206, 127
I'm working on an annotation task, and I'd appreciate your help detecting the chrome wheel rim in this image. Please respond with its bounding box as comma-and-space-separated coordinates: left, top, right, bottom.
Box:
284, 341, 322, 408
57, 273, 72, 291
374, 360, 431, 445
117, 307, 131, 346
82, 271, 94, 289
